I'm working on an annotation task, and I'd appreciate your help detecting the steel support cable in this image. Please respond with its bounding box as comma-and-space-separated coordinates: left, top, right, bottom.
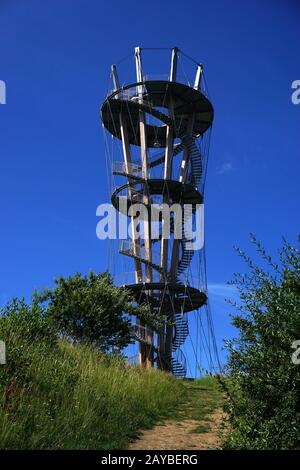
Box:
124, 96, 140, 147
197, 319, 215, 374
164, 283, 177, 370
102, 126, 111, 196
201, 127, 212, 194
158, 281, 168, 316
149, 101, 161, 147
102, 130, 113, 272
106, 98, 125, 162
200, 311, 206, 374
199, 311, 203, 376
187, 318, 205, 377
102, 127, 118, 274
185, 284, 214, 373
183, 343, 193, 377
206, 301, 222, 371
157, 282, 167, 369
195, 308, 200, 377
178, 55, 191, 87
178, 49, 201, 67
207, 306, 212, 371
201, 69, 211, 100
162, 81, 171, 109
201, 245, 217, 372
204, 310, 219, 374
115, 51, 135, 66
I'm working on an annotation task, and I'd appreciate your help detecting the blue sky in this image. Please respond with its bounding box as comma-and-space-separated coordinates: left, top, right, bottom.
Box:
0, 0, 299, 366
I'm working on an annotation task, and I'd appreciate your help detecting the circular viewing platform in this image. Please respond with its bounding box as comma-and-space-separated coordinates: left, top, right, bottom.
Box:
123, 281, 207, 315
101, 80, 214, 147
111, 178, 203, 217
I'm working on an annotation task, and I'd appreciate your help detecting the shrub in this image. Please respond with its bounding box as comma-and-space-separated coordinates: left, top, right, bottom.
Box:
38, 272, 153, 352
221, 236, 300, 450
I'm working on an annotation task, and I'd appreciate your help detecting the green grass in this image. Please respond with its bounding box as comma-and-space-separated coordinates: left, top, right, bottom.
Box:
176, 377, 223, 434
193, 425, 209, 433
0, 342, 186, 449
0, 305, 186, 450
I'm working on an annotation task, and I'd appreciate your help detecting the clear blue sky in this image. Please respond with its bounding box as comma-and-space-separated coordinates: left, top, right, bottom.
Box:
0, 0, 299, 364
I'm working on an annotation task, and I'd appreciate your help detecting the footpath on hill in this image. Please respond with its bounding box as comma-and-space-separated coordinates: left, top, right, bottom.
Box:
128, 378, 225, 451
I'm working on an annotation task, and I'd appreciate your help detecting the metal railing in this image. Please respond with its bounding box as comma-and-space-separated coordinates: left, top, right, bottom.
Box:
119, 240, 164, 270
112, 161, 146, 179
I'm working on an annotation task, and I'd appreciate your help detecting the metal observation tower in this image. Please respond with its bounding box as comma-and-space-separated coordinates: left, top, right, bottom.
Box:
101, 47, 220, 377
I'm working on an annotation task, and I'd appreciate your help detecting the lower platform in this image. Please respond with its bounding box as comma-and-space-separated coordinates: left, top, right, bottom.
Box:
123, 281, 207, 315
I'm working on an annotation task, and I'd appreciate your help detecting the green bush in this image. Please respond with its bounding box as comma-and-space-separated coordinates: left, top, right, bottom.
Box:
38, 272, 154, 352
221, 236, 300, 450
0, 299, 185, 449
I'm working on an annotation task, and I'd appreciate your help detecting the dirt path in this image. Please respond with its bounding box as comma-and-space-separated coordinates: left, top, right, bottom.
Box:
128, 378, 225, 450
128, 409, 223, 450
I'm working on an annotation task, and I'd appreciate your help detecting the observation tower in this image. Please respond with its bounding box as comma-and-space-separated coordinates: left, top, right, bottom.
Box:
101, 47, 220, 377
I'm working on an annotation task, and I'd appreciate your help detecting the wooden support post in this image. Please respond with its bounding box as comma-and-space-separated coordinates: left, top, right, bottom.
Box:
135, 47, 154, 368
111, 64, 143, 284
160, 48, 178, 276
159, 48, 178, 372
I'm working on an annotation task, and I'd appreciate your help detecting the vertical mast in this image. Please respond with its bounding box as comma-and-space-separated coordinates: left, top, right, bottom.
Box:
134, 47, 154, 367
111, 64, 143, 284
159, 47, 178, 371
161, 47, 178, 268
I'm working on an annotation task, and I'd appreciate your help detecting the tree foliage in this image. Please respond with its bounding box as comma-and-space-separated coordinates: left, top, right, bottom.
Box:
38, 271, 151, 352
222, 235, 300, 450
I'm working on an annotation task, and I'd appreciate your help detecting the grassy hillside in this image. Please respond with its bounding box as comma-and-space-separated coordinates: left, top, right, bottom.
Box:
0, 301, 185, 449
